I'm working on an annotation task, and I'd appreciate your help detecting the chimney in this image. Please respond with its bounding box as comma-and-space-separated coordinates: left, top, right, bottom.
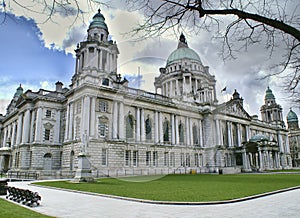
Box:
55, 81, 63, 92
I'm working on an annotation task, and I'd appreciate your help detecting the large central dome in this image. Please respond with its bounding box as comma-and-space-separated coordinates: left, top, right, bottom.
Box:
166, 34, 202, 65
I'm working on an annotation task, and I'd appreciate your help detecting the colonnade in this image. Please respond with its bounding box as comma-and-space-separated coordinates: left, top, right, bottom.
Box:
242, 148, 281, 171
1, 108, 61, 148
75, 46, 117, 75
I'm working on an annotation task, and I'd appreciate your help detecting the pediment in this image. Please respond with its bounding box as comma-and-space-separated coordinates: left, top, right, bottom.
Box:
214, 101, 251, 120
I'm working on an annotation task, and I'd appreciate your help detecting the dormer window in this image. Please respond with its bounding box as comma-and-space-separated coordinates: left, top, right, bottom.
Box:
101, 34, 104, 41
102, 78, 109, 86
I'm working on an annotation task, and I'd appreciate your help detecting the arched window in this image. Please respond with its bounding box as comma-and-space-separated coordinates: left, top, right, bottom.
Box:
179, 122, 184, 143
145, 116, 152, 140
192, 124, 199, 145
43, 153, 52, 171
163, 118, 169, 142
126, 114, 134, 139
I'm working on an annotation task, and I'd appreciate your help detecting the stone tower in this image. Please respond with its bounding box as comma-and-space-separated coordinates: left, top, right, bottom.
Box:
287, 108, 299, 130
260, 87, 284, 126
71, 9, 120, 89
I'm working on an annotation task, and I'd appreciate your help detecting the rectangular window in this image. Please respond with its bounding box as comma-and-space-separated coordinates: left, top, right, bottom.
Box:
44, 129, 50, 141
133, 151, 138, 167
99, 101, 108, 112
125, 150, 131, 166
195, 153, 199, 167
180, 153, 185, 167
45, 110, 52, 118
146, 151, 151, 166
153, 151, 158, 167
186, 153, 190, 167
102, 149, 107, 166
170, 152, 175, 167
98, 123, 106, 137
164, 152, 169, 167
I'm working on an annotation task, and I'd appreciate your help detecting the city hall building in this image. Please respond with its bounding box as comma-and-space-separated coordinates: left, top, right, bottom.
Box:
0, 10, 293, 179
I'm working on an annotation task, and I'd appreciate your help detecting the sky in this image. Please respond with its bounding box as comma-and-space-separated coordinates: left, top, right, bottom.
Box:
0, 0, 298, 121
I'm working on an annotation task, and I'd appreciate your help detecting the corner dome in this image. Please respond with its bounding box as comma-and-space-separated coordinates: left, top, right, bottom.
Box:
166, 34, 202, 65
89, 9, 108, 31
14, 84, 23, 98
287, 109, 298, 123
265, 87, 275, 100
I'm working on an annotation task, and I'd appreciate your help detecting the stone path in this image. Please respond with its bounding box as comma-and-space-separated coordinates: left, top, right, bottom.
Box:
1, 181, 300, 218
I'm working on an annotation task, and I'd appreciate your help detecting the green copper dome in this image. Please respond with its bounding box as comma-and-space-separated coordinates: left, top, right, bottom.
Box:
287, 109, 298, 123
89, 9, 108, 31
167, 34, 201, 65
249, 134, 269, 143
265, 87, 275, 100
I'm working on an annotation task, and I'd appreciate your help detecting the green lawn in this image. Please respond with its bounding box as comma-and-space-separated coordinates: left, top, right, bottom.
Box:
0, 198, 52, 218
36, 174, 300, 202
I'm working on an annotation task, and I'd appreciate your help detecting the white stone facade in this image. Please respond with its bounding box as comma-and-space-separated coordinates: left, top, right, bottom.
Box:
0, 11, 292, 179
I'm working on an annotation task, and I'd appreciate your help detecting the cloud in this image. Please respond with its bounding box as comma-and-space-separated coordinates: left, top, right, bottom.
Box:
62, 25, 86, 50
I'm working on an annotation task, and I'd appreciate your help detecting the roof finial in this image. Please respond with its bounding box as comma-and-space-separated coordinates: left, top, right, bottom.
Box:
98, 8, 101, 13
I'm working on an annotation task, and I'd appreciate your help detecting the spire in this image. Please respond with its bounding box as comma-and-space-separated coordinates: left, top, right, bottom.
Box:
178, 33, 188, 48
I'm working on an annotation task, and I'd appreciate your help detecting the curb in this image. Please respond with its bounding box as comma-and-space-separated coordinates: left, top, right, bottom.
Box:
30, 182, 300, 205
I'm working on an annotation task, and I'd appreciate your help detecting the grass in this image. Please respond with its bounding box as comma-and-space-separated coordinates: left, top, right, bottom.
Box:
36, 174, 300, 202
0, 198, 52, 218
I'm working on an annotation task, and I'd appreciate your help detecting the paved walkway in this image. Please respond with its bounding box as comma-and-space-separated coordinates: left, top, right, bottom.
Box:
2, 181, 300, 218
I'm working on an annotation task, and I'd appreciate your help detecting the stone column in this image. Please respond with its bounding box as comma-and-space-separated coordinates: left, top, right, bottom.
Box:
175, 115, 179, 145
82, 96, 90, 136
35, 108, 42, 142
166, 82, 169, 97
237, 124, 241, 147
246, 125, 250, 141
2, 127, 7, 147
64, 104, 70, 141
99, 50, 102, 70
135, 107, 141, 142
215, 119, 221, 145
171, 114, 175, 145
68, 103, 74, 140
11, 122, 16, 146
183, 76, 186, 94
242, 150, 248, 170
195, 79, 198, 92
118, 102, 124, 140
136, 107, 141, 142
199, 120, 203, 147
54, 110, 61, 143
189, 118, 193, 145
29, 110, 35, 143
113, 101, 118, 139
258, 148, 263, 170
159, 112, 163, 143
186, 117, 190, 145
227, 122, 232, 147
90, 97, 96, 137
21, 109, 31, 144
154, 111, 159, 143
106, 51, 110, 72
219, 120, 224, 145
176, 80, 179, 95
189, 76, 192, 93
170, 81, 173, 97
140, 108, 145, 142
